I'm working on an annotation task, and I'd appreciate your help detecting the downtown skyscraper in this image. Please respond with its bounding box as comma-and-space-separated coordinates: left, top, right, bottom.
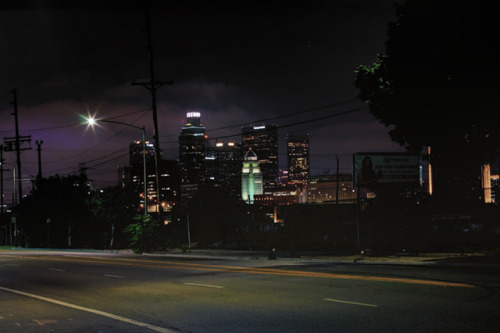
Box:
241, 149, 263, 204
205, 141, 242, 197
178, 112, 207, 200
287, 133, 310, 188
241, 124, 279, 189
128, 139, 155, 199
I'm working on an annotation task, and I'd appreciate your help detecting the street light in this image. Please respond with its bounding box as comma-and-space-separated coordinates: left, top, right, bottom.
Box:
85, 116, 148, 217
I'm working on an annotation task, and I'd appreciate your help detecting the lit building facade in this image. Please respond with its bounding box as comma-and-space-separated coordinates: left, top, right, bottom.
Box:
287, 133, 310, 188
482, 163, 500, 204
308, 174, 357, 204
129, 139, 155, 200
124, 140, 178, 213
117, 165, 131, 188
158, 159, 179, 209
241, 149, 263, 204
179, 111, 207, 200
241, 124, 279, 188
205, 141, 242, 196
254, 184, 302, 206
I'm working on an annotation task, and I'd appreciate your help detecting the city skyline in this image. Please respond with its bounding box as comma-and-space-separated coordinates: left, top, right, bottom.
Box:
0, 1, 405, 203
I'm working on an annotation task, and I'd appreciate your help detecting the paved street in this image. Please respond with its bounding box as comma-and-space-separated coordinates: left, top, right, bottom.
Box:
1, 249, 500, 332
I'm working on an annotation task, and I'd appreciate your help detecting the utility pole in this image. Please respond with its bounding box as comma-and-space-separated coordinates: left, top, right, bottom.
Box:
78, 162, 88, 180
132, 12, 173, 223
11, 89, 22, 202
187, 212, 191, 252
336, 155, 340, 205
0, 146, 3, 213
0, 145, 10, 214
36, 140, 43, 179
5, 89, 32, 204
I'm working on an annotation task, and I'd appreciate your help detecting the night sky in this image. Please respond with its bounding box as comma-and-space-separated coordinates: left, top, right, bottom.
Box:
0, 0, 404, 201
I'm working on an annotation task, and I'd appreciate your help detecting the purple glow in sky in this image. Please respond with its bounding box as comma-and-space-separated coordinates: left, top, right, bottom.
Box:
0, 0, 405, 202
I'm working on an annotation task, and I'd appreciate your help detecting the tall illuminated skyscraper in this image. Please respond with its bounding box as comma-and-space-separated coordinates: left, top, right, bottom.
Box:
205, 141, 242, 196
179, 111, 206, 200
241, 149, 263, 204
241, 124, 279, 188
287, 134, 310, 187
126, 140, 178, 212
129, 139, 155, 197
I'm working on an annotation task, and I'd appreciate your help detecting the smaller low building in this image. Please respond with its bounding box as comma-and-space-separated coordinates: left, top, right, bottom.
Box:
308, 174, 357, 204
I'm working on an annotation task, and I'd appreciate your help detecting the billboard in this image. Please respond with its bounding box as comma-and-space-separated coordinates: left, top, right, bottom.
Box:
353, 153, 420, 188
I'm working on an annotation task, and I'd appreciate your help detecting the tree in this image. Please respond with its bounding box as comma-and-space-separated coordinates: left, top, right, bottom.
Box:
355, 0, 500, 203
87, 184, 139, 248
124, 213, 161, 253
182, 184, 246, 248
15, 174, 91, 247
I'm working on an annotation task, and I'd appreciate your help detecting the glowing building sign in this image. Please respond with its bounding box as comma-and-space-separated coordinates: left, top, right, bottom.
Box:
186, 111, 200, 118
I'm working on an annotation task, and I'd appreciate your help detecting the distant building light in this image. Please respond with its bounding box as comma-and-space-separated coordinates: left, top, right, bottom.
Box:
254, 126, 265, 130
216, 142, 224, 147
187, 111, 201, 118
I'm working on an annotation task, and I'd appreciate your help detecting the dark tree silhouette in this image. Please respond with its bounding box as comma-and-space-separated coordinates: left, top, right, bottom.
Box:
355, 0, 499, 203
15, 174, 91, 248
182, 184, 246, 248
87, 184, 139, 248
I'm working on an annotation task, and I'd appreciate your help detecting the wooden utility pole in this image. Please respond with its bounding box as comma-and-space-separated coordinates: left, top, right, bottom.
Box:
132, 12, 173, 222
6, 89, 31, 204
336, 155, 340, 205
0, 146, 10, 214
36, 140, 43, 179
11, 89, 22, 202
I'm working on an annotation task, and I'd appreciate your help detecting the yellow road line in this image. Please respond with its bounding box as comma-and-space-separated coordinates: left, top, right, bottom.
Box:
3, 254, 476, 288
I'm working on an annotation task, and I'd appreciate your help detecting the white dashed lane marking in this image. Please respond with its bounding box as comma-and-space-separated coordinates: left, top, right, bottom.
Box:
184, 282, 224, 289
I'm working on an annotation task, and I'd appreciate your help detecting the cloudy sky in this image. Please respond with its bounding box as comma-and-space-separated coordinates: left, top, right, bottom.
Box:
0, 0, 405, 201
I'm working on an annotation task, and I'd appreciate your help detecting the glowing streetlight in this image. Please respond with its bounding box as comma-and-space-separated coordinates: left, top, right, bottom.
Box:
84, 116, 148, 217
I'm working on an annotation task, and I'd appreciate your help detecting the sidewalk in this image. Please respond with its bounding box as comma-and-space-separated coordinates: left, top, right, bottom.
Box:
3, 246, 499, 268
143, 248, 500, 267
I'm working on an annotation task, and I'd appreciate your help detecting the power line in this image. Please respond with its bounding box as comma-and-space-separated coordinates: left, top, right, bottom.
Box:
160, 104, 369, 144
40, 110, 151, 168
0, 107, 151, 135
206, 97, 361, 134
75, 101, 366, 184
37, 100, 364, 176
4, 100, 368, 186
86, 151, 129, 170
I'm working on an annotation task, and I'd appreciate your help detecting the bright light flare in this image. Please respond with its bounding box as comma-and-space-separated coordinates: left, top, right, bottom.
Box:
80, 112, 103, 133
86, 115, 97, 126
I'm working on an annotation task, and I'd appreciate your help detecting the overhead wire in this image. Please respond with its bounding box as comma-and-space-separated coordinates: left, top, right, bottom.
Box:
3, 98, 366, 184
48, 110, 151, 176
67, 99, 366, 181
41, 108, 150, 167
41, 98, 363, 172
205, 97, 361, 134
160, 102, 368, 145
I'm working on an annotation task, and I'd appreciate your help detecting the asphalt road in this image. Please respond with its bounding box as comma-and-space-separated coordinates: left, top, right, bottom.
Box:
1, 250, 499, 332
